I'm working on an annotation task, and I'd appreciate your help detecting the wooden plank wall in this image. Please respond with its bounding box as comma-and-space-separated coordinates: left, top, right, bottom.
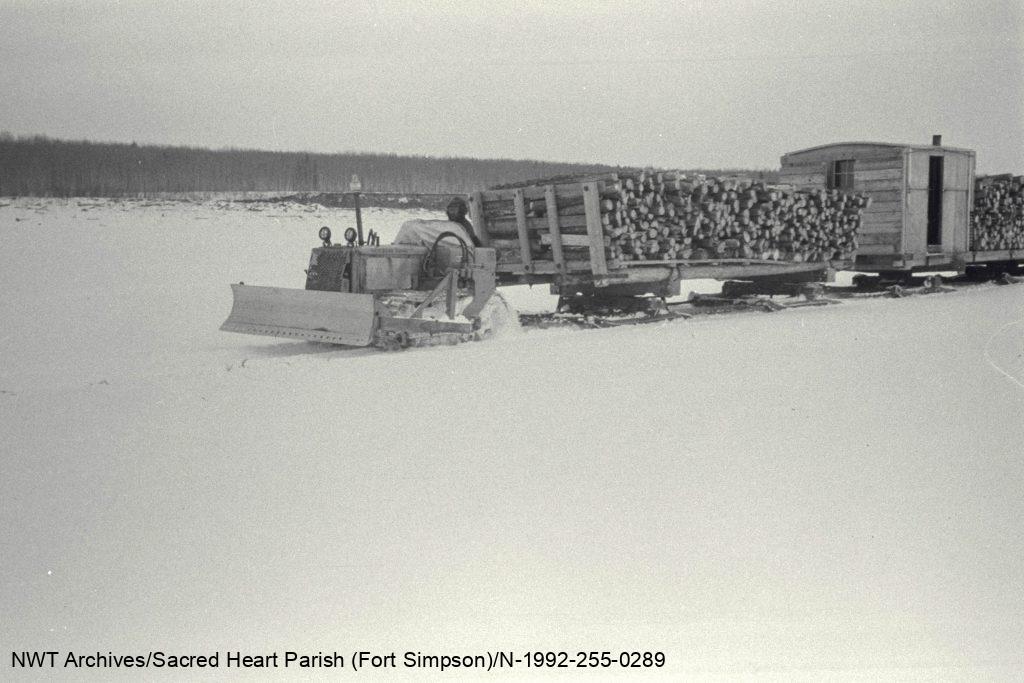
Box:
854, 156, 904, 254
776, 163, 826, 189
780, 148, 904, 255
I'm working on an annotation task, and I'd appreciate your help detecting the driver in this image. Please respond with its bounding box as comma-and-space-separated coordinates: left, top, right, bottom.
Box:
445, 197, 482, 247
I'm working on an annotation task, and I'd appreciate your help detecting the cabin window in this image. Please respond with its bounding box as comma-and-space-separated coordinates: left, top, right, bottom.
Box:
827, 159, 855, 191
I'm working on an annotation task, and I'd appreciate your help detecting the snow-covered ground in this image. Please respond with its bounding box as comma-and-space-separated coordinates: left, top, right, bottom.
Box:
2, 198, 1023, 679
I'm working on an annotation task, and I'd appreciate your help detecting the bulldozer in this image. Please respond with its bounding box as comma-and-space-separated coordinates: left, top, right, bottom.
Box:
221, 218, 510, 349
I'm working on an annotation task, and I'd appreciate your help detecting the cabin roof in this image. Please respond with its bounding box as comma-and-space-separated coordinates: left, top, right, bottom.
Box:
783, 141, 975, 158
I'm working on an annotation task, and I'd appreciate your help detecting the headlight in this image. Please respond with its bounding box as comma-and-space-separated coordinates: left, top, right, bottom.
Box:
344, 227, 358, 244
318, 226, 332, 243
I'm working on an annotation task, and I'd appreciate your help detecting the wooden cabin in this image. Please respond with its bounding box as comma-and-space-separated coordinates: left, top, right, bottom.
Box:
780, 137, 976, 272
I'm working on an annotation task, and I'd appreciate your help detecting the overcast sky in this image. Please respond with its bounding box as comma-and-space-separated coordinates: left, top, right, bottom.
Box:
1, 0, 1021, 171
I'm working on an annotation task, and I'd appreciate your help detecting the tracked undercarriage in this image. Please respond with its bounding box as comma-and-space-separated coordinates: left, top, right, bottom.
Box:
517, 269, 1022, 332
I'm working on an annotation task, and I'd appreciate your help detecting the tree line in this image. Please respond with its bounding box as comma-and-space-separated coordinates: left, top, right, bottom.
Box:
0, 132, 775, 198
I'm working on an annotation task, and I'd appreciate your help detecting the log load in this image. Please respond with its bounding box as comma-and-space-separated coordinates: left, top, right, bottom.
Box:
972, 175, 1024, 251
477, 170, 868, 268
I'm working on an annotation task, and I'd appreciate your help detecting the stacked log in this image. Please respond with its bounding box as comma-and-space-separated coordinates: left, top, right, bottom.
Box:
972, 175, 1024, 251
479, 170, 867, 267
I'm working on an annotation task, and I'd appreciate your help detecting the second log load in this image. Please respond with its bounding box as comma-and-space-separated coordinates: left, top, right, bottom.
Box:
972, 175, 1024, 251
478, 170, 869, 268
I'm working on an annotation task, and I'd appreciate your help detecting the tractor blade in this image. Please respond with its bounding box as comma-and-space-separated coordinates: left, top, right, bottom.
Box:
221, 284, 376, 346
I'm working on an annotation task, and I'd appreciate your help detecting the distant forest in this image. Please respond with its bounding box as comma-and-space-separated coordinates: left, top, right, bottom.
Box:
0, 133, 775, 198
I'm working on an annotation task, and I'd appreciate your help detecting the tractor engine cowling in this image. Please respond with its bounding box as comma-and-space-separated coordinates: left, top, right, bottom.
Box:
305, 245, 427, 294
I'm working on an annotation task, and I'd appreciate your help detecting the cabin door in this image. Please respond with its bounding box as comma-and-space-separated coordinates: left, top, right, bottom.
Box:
927, 156, 944, 249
